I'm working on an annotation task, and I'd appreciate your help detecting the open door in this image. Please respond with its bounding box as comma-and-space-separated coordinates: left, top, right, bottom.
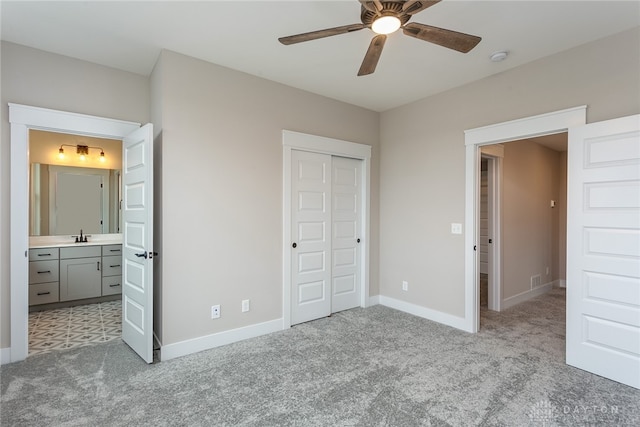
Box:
566, 114, 639, 388
121, 123, 154, 363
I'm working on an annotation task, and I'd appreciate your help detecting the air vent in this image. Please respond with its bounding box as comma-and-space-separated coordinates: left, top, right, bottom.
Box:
531, 274, 542, 289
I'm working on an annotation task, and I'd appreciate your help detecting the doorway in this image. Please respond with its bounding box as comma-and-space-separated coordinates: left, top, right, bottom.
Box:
9, 103, 143, 363
477, 135, 568, 327
27, 130, 124, 355
282, 130, 372, 328
463, 105, 587, 333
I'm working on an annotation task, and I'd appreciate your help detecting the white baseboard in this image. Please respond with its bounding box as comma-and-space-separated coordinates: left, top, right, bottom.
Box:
556, 279, 566, 288
368, 295, 380, 306
1, 347, 11, 365
160, 318, 283, 361
378, 295, 467, 331
502, 282, 553, 310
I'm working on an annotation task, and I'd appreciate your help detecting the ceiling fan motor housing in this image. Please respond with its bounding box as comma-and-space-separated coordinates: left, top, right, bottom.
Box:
361, 1, 411, 27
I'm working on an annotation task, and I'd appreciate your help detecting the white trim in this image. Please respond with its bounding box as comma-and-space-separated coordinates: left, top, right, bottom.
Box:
9, 104, 140, 362
282, 130, 372, 329
1, 347, 11, 365
556, 279, 567, 288
369, 295, 380, 306
501, 282, 553, 310
463, 106, 587, 333
160, 318, 283, 361
379, 296, 467, 331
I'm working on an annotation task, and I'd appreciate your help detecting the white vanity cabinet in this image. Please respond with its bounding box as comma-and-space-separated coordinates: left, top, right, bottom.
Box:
59, 246, 102, 302
101, 245, 123, 296
28, 248, 60, 305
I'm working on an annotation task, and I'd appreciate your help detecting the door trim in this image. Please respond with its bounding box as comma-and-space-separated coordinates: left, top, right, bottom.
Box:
463, 106, 587, 333
8, 103, 140, 362
282, 130, 371, 329
479, 151, 502, 312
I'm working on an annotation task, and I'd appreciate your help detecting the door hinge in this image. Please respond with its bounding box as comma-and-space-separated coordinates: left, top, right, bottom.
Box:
489, 238, 492, 244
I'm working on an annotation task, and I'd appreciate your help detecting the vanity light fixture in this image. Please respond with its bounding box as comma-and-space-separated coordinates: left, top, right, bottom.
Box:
58, 144, 106, 162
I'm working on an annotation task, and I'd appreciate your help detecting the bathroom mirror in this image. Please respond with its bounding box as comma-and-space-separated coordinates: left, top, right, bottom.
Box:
29, 130, 122, 236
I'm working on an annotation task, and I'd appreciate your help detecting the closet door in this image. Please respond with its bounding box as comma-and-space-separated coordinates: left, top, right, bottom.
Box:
331, 156, 362, 313
291, 150, 332, 324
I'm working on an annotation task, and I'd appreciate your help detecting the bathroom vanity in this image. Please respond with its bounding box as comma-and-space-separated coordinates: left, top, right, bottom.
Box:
28, 235, 122, 307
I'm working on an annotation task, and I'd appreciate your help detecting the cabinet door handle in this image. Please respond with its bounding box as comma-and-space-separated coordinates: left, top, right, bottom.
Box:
109, 283, 121, 288
37, 291, 51, 296
109, 249, 121, 253
110, 264, 121, 268
37, 253, 51, 257
37, 270, 51, 274
97, 261, 100, 271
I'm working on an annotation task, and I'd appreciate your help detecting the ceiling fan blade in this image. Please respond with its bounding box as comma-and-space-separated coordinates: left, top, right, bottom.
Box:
359, 0, 384, 12
279, 23, 366, 45
403, 0, 441, 15
403, 22, 481, 53
358, 34, 387, 76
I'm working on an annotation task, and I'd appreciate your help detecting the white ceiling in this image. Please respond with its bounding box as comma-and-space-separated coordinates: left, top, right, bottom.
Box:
2, 1, 639, 112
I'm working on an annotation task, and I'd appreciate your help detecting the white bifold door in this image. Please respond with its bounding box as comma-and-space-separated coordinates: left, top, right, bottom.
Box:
566, 114, 640, 388
291, 150, 362, 325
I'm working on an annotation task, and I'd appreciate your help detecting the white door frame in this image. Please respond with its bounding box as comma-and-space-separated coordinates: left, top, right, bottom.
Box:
8, 103, 140, 362
463, 106, 587, 333
282, 130, 371, 328
479, 149, 503, 312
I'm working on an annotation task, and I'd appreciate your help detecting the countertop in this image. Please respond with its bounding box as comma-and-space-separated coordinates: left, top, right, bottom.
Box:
29, 234, 123, 249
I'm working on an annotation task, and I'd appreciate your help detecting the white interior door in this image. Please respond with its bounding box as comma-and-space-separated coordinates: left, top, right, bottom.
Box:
291, 150, 332, 324
566, 114, 640, 388
121, 123, 154, 363
331, 156, 362, 313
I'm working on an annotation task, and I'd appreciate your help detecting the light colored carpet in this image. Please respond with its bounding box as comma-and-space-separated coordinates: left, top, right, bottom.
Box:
2, 288, 639, 426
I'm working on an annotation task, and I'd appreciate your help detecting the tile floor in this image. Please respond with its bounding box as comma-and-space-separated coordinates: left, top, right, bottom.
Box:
28, 300, 122, 356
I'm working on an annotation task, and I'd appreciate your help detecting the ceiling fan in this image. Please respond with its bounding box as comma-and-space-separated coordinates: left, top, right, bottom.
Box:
278, 0, 481, 76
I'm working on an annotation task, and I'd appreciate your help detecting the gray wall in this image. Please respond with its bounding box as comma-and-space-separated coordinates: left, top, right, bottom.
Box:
152, 50, 380, 346
502, 139, 561, 299
0, 42, 150, 349
379, 27, 640, 317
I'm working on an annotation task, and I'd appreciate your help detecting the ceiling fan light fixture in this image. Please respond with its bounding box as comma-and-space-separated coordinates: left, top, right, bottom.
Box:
371, 15, 401, 35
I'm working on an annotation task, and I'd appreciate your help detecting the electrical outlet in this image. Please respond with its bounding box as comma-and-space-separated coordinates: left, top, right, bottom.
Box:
242, 299, 250, 313
211, 304, 220, 319
402, 281, 408, 291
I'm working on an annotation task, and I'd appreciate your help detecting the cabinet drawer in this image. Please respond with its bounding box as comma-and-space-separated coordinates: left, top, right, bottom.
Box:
102, 255, 122, 277
29, 248, 59, 261
29, 282, 59, 305
60, 245, 101, 259
102, 275, 122, 296
102, 245, 122, 256
29, 260, 59, 284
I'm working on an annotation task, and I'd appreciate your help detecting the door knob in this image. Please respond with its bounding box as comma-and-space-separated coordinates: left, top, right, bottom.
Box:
292, 242, 297, 248
135, 252, 148, 259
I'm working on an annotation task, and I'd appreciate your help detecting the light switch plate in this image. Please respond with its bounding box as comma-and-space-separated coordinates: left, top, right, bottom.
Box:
451, 223, 462, 234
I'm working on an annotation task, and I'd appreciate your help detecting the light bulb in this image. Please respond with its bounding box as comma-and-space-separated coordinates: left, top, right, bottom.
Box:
100, 151, 106, 163
58, 148, 65, 159
372, 15, 401, 35
79, 154, 86, 161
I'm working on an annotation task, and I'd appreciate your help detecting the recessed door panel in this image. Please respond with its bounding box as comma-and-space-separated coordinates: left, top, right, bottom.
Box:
333, 274, 356, 296
298, 280, 326, 304
298, 252, 325, 274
